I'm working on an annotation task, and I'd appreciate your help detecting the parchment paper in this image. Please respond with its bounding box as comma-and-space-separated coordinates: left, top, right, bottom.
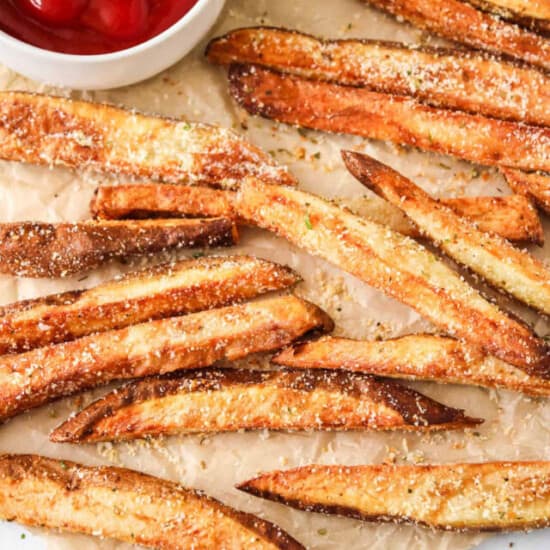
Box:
0, 1, 549, 549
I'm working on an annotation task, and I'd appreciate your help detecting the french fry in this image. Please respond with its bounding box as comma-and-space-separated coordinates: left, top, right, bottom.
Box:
207, 26, 550, 126
0, 218, 237, 278
50, 368, 480, 443
228, 65, 550, 173
233, 179, 549, 374
0, 91, 296, 188
343, 152, 550, 314
273, 335, 550, 397
501, 168, 550, 214
0, 454, 304, 549
238, 461, 550, 531
0, 255, 299, 354
0, 295, 332, 421
363, 0, 550, 71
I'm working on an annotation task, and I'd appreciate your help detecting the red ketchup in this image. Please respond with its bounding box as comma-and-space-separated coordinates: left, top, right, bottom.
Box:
0, 0, 200, 55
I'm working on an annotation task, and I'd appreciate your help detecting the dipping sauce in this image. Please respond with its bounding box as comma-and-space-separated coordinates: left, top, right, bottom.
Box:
0, 0, 200, 55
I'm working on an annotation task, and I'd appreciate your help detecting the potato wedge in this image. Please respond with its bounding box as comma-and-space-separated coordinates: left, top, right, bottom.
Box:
0, 218, 237, 278
363, 0, 550, 71
0, 91, 296, 188
228, 65, 550, 173
501, 168, 550, 214
0, 255, 299, 354
0, 294, 332, 421
343, 151, 550, 314
207, 27, 550, 126
0, 454, 303, 549
238, 461, 550, 531
233, 179, 549, 374
274, 335, 550, 397
50, 368, 480, 443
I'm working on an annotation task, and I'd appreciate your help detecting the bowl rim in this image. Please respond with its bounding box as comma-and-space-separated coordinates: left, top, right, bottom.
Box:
0, 0, 218, 62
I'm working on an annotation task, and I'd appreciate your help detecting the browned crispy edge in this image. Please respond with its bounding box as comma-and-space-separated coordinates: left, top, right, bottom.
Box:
228, 64, 550, 173
50, 368, 481, 443
0, 454, 304, 550
0, 219, 238, 277
501, 168, 550, 214
363, 0, 550, 71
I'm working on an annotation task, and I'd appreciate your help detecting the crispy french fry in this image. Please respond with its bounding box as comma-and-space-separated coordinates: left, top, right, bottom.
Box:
50, 368, 480, 443
0, 454, 303, 549
0, 295, 332, 421
207, 27, 550, 126
233, 179, 549, 374
363, 0, 550, 71
228, 65, 550, 173
0, 255, 299, 354
343, 152, 550, 314
0, 91, 296, 188
273, 335, 550, 397
0, 218, 237, 278
501, 168, 550, 214
238, 461, 550, 531
91, 183, 235, 219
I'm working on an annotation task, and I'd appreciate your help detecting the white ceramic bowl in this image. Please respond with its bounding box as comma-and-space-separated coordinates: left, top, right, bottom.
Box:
0, 0, 225, 90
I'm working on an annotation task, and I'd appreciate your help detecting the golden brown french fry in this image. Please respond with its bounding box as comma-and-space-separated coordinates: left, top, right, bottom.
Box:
0, 256, 300, 354
50, 368, 480, 443
343, 151, 550, 314
207, 27, 550, 126
274, 335, 550, 397
0, 218, 237, 278
91, 183, 235, 219
0, 91, 296, 188
238, 461, 550, 531
363, 0, 550, 71
233, 179, 549, 374
228, 65, 550, 173
501, 168, 550, 214
0, 295, 332, 422
0, 454, 304, 549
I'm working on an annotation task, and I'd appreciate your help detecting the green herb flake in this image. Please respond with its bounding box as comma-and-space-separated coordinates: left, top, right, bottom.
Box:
317, 528, 328, 536
305, 214, 313, 230
182, 122, 192, 131
312, 152, 321, 160
60, 461, 68, 470
20, 533, 26, 540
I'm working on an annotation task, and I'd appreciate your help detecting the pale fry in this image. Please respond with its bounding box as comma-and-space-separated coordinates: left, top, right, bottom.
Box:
228, 65, 550, 173
0, 91, 296, 188
238, 461, 550, 531
343, 151, 550, 314
273, 335, 550, 397
501, 168, 550, 214
207, 26, 550, 126
0, 454, 303, 549
0, 295, 332, 421
233, 179, 549, 374
0, 218, 237, 278
0, 255, 299, 354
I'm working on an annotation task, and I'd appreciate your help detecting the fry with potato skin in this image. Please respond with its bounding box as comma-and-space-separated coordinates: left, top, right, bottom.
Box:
343, 151, 550, 314
229, 65, 550, 173
0, 255, 300, 354
233, 179, 549, 374
274, 335, 550, 397
0, 294, 332, 422
50, 368, 480, 443
0, 218, 237, 278
238, 461, 550, 531
0, 91, 296, 188
0, 454, 304, 549
207, 26, 550, 126
501, 168, 550, 214
363, 0, 550, 71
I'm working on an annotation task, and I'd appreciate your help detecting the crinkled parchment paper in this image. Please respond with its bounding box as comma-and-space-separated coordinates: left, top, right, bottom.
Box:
0, 1, 549, 549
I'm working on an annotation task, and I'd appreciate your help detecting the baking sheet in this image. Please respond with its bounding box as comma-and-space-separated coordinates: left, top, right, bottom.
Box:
0, 1, 549, 548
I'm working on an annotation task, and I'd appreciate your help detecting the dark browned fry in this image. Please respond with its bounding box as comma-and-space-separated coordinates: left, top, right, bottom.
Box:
0, 218, 237, 278
238, 461, 550, 531
0, 454, 304, 549
0, 255, 299, 354
207, 26, 550, 126
0, 294, 332, 421
501, 168, 550, 214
